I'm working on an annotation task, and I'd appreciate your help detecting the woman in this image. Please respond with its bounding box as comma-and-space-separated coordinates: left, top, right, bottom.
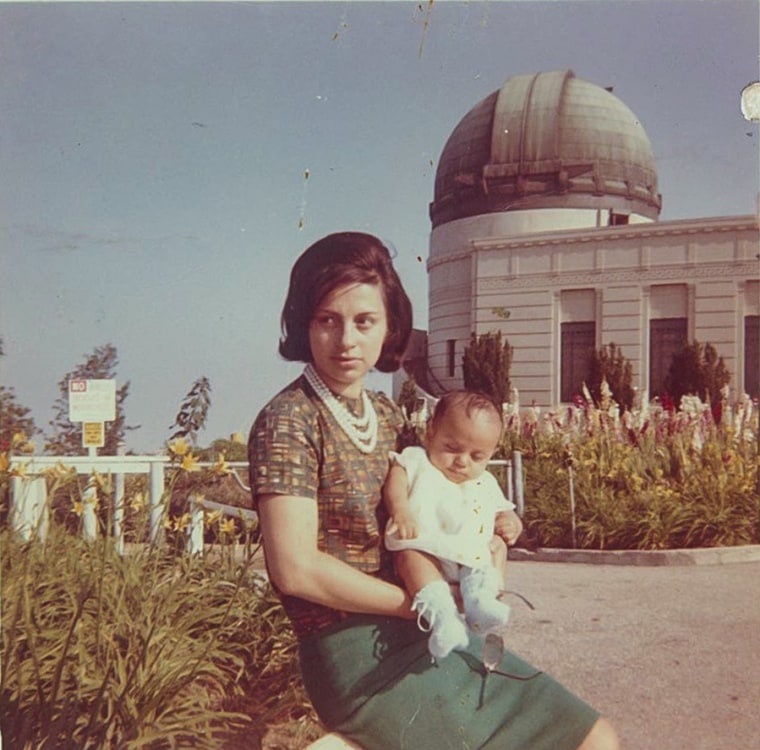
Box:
248, 232, 620, 750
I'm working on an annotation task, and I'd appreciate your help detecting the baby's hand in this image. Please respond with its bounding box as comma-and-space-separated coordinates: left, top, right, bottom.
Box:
495, 509, 523, 545
387, 511, 419, 540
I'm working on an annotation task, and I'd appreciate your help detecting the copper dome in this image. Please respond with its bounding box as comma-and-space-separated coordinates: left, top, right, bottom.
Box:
430, 70, 662, 227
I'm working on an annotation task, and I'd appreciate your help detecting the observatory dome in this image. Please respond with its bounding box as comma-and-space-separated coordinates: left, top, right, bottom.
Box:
430, 69, 662, 228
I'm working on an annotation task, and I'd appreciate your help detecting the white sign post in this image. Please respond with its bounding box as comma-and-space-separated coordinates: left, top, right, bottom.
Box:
68, 378, 117, 542
69, 379, 116, 458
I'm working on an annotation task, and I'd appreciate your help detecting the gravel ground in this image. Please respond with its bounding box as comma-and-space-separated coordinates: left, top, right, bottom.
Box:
502, 559, 760, 750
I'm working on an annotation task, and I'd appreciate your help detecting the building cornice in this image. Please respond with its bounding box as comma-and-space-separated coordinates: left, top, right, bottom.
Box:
470, 215, 758, 252
475, 260, 760, 292
427, 214, 759, 271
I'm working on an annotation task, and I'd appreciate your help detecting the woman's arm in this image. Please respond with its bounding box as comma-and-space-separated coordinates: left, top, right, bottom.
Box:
258, 492, 415, 620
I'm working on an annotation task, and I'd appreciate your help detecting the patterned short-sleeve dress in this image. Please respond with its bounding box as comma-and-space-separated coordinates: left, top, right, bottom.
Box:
249, 375, 599, 750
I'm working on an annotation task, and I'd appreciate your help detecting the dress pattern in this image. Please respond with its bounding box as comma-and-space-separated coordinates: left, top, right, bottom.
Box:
248, 374, 403, 637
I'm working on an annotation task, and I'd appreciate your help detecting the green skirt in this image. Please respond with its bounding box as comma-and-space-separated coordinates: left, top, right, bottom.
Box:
299, 615, 599, 750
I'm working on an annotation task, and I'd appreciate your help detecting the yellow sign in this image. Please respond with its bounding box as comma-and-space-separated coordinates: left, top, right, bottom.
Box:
82, 422, 105, 448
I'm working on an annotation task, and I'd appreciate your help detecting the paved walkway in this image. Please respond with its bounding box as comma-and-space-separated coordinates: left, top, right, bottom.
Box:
502, 558, 760, 750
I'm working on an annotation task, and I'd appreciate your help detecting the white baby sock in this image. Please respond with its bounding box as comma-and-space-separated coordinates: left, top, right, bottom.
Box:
412, 579, 470, 660
459, 565, 512, 633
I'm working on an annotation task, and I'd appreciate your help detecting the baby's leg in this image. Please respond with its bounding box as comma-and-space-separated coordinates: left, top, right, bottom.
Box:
394, 549, 445, 596
396, 550, 469, 660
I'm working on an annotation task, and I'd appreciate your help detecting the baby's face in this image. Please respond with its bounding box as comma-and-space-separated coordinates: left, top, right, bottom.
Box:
425, 406, 502, 484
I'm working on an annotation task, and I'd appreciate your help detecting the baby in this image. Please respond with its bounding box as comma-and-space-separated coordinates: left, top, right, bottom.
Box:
384, 390, 523, 659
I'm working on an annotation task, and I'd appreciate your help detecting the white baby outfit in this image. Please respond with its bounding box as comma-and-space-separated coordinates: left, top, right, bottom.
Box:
385, 446, 516, 659
385, 446, 514, 576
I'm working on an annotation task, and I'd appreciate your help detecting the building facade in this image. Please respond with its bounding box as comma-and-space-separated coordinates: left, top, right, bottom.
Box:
411, 69, 759, 405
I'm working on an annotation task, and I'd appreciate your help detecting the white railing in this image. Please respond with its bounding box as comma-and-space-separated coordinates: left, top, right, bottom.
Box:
8, 453, 523, 556
9, 455, 172, 552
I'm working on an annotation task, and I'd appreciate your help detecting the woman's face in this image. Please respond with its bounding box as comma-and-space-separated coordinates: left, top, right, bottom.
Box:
308, 282, 388, 397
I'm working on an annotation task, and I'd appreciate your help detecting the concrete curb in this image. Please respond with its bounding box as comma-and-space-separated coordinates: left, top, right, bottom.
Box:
508, 544, 760, 566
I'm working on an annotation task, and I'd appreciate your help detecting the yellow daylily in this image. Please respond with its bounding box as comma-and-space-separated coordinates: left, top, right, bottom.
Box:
172, 512, 191, 532
11, 432, 28, 449
168, 437, 190, 457
180, 453, 200, 473
44, 461, 75, 482
73, 500, 84, 517
210, 452, 230, 475
130, 492, 145, 511
92, 470, 112, 494
219, 517, 236, 536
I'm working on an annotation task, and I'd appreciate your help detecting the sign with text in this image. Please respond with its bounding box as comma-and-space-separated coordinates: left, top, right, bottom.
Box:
82, 421, 105, 448
68, 379, 116, 422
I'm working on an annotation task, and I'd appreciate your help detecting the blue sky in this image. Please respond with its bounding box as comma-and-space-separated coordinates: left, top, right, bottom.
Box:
1, 0, 758, 453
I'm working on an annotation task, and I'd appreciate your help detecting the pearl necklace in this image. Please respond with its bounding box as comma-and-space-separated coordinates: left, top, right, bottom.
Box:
304, 364, 378, 454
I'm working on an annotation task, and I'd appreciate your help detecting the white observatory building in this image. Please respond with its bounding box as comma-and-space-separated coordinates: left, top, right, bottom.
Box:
407, 69, 759, 405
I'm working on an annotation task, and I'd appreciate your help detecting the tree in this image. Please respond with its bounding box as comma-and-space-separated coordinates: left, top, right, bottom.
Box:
664, 340, 731, 408
397, 376, 419, 418
587, 343, 635, 411
462, 331, 513, 404
0, 336, 40, 451
45, 344, 138, 455
0, 386, 41, 452
169, 376, 212, 446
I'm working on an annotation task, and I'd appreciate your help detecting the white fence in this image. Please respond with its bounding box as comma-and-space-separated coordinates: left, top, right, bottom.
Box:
8, 454, 523, 556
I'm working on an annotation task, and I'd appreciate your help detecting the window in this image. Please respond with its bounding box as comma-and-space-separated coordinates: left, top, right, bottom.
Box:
609, 210, 630, 226
446, 339, 456, 377
649, 318, 687, 398
561, 321, 595, 402
745, 316, 759, 399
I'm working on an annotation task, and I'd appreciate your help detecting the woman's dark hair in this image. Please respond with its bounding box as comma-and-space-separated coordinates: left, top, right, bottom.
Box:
279, 232, 413, 372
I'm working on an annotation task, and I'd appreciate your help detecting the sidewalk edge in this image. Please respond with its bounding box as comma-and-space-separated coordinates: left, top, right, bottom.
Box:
508, 544, 760, 566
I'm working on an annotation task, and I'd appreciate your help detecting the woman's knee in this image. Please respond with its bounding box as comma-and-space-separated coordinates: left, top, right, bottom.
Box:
578, 717, 620, 750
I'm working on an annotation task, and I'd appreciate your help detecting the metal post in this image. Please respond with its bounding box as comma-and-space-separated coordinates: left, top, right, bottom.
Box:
148, 459, 166, 547
113, 441, 126, 555
568, 465, 577, 549
512, 451, 525, 517
505, 460, 514, 506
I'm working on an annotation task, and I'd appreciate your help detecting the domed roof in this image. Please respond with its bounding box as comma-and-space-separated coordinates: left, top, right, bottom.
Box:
430, 70, 662, 227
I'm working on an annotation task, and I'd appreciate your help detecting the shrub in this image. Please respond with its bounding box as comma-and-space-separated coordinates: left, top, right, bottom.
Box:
0, 523, 315, 749
587, 343, 635, 411
462, 331, 513, 404
664, 340, 730, 409
503, 394, 759, 550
